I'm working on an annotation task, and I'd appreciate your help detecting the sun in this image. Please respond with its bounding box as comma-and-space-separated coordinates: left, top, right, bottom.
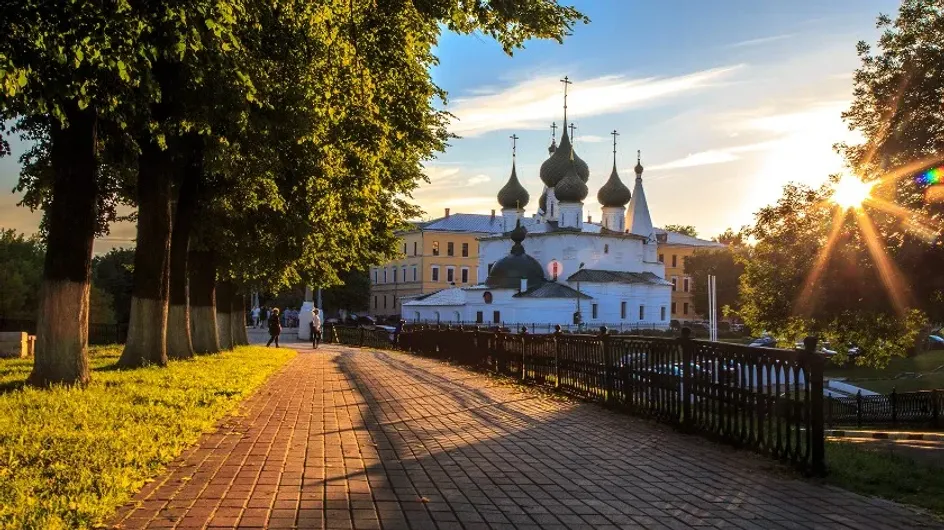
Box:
831, 175, 875, 210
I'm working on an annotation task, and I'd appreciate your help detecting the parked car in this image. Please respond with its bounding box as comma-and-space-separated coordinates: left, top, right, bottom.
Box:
748, 336, 777, 348
355, 315, 378, 329
929, 334, 944, 350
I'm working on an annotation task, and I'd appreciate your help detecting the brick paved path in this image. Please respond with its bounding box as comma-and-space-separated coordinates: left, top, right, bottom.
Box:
113, 344, 941, 529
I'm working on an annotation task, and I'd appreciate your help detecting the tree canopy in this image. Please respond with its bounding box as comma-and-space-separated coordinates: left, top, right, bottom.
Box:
662, 224, 698, 237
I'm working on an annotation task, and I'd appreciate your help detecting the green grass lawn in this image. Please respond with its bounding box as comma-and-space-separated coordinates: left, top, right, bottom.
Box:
826, 440, 944, 517
0, 345, 295, 530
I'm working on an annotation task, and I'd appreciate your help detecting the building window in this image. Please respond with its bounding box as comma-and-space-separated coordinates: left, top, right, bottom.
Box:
383, 269, 387, 283
683, 277, 690, 293
493, 310, 501, 323
401, 266, 406, 283
403, 242, 407, 255
592, 304, 598, 319
447, 242, 454, 256
412, 267, 417, 281
383, 296, 387, 309
620, 302, 627, 320
373, 269, 378, 284
431, 266, 439, 282
639, 305, 645, 320
461, 267, 469, 283
413, 311, 420, 322
671, 277, 678, 292
683, 302, 689, 315
373, 296, 378, 309
659, 253, 664, 263
604, 244, 609, 254
392, 268, 397, 283
661, 307, 666, 320
462, 243, 469, 257
672, 301, 677, 314
433, 241, 440, 256
476, 311, 483, 323
413, 241, 417, 256
446, 267, 455, 283
671, 255, 677, 268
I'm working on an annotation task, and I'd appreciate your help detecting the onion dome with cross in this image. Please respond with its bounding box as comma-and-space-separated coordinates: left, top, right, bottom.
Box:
496, 134, 529, 209
597, 129, 632, 207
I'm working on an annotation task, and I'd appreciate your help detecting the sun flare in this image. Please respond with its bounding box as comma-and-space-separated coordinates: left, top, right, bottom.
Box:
831, 176, 874, 210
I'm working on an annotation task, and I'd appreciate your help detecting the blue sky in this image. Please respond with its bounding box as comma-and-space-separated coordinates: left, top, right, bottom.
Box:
0, 0, 898, 248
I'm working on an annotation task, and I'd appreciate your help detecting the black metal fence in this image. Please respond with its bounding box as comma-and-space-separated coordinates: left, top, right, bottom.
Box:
326, 323, 826, 475
0, 319, 127, 345
827, 389, 944, 429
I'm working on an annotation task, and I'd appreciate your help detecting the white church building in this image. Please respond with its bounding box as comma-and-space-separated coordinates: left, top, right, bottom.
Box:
402, 83, 673, 331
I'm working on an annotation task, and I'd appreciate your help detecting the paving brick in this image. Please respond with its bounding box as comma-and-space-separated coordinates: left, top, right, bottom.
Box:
110, 343, 944, 530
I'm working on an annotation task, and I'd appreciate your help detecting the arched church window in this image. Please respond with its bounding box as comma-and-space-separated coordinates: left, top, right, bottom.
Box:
454, 311, 461, 322
413, 312, 420, 322
434, 311, 440, 322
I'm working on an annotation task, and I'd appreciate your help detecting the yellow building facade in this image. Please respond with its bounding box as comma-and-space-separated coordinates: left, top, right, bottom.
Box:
655, 229, 725, 321
368, 212, 503, 317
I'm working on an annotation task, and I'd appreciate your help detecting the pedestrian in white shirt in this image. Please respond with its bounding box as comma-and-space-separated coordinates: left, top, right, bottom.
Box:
310, 309, 322, 349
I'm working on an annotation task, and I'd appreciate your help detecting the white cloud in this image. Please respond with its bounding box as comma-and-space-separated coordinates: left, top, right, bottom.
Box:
644, 140, 779, 172
576, 135, 608, 143
726, 34, 794, 48
447, 65, 745, 137
466, 175, 491, 186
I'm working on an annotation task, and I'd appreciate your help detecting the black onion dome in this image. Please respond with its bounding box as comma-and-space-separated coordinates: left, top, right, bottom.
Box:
572, 150, 590, 183
486, 222, 546, 289
597, 164, 631, 207
538, 188, 548, 212
635, 157, 644, 176
539, 130, 573, 186
496, 162, 529, 209
554, 162, 588, 202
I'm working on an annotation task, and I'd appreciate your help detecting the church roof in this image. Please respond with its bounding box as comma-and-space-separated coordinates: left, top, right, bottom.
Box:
402, 287, 467, 306
626, 153, 655, 240
567, 269, 671, 286
485, 222, 546, 289
418, 213, 528, 233
513, 282, 591, 299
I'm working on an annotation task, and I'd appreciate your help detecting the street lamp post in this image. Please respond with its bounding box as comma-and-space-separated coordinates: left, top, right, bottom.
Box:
574, 262, 585, 331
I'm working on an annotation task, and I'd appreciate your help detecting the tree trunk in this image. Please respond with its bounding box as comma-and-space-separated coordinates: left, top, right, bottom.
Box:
28, 106, 98, 387
230, 292, 248, 346
120, 140, 172, 368
166, 145, 201, 360
189, 249, 220, 353
216, 281, 234, 350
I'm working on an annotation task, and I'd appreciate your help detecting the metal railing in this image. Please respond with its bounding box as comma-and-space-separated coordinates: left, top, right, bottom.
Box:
827, 389, 944, 428
327, 323, 826, 475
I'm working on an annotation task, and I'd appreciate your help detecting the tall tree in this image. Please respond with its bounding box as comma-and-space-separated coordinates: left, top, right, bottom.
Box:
662, 224, 698, 237
839, 0, 944, 324
685, 248, 744, 319
0, 2, 157, 385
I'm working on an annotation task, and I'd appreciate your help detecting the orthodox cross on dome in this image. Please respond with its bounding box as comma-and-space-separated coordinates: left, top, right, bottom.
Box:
560, 75, 572, 125
568, 122, 577, 140
611, 129, 619, 163
510, 133, 519, 159
637, 149, 641, 163
550, 122, 557, 141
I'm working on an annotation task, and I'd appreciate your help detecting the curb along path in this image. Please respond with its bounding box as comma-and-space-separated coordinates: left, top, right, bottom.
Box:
113, 344, 941, 529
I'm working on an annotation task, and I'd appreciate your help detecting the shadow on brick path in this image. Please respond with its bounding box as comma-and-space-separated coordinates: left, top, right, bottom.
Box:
111, 344, 942, 530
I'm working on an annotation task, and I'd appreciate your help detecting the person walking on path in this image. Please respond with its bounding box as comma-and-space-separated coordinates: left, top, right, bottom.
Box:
310, 309, 322, 349
393, 319, 405, 348
251, 306, 260, 328
266, 308, 282, 347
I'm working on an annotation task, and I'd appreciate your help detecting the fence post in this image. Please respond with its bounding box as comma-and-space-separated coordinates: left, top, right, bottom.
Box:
359, 327, 365, 347
856, 390, 863, 429
679, 327, 693, 430
600, 326, 614, 404
520, 326, 528, 382
554, 324, 562, 389
934, 389, 940, 429
891, 387, 897, 425
804, 336, 825, 476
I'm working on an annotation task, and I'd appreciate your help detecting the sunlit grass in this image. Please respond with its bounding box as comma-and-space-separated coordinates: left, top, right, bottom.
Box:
0, 345, 295, 529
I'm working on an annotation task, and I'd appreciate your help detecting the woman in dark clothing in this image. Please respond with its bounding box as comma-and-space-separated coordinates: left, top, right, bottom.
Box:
266, 308, 282, 347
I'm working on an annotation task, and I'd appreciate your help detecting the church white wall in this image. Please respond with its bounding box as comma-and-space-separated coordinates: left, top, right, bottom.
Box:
478, 232, 665, 285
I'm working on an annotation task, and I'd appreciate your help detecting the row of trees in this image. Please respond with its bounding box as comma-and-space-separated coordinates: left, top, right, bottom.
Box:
1, 1, 588, 385
684, 0, 944, 367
